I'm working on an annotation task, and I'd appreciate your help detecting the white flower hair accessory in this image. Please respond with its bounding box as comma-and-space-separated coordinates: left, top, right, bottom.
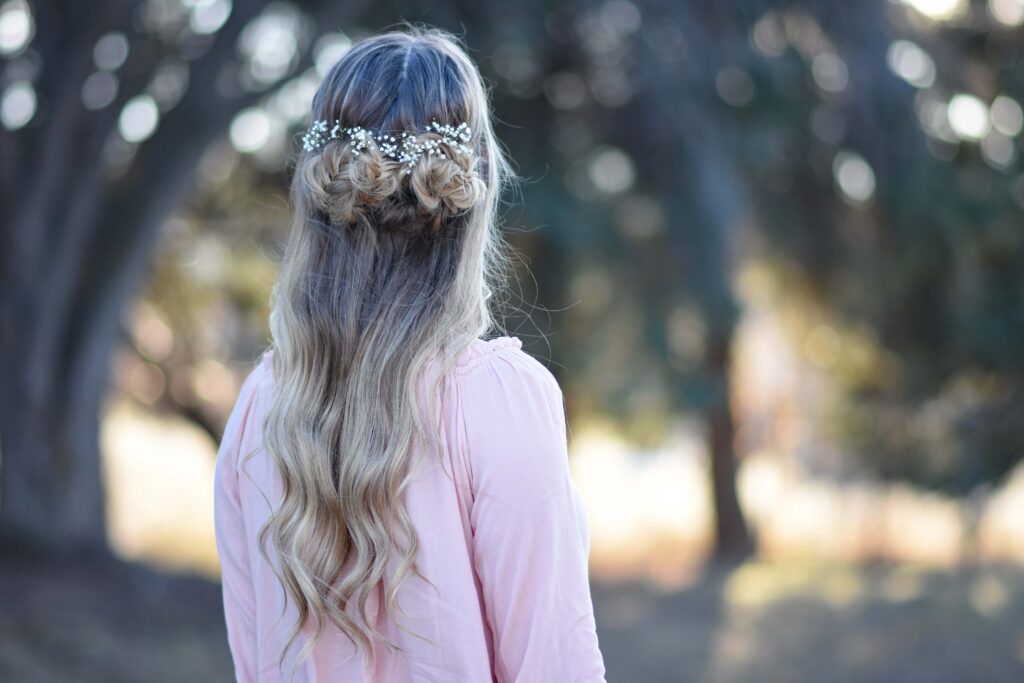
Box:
301, 118, 473, 175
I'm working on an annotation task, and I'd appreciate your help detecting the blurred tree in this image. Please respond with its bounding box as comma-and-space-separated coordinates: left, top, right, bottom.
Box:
0, 0, 359, 552
720, 0, 1024, 498
461, 0, 1023, 557
477, 0, 760, 560
5, 0, 1022, 566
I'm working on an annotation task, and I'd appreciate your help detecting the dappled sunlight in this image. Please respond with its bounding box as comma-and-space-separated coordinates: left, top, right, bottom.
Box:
879, 564, 926, 603
741, 454, 970, 566
100, 277, 1024, 591
569, 419, 712, 586
591, 555, 1024, 681
101, 399, 220, 578
572, 421, 1024, 583
969, 574, 1012, 617
101, 360, 1024, 586
978, 464, 1024, 562
724, 561, 866, 609
700, 562, 1024, 683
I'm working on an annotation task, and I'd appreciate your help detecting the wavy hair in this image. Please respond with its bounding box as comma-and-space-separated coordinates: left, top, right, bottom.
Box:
247, 27, 515, 677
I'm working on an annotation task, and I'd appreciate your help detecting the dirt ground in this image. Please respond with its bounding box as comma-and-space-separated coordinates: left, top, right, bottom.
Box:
1, 548, 1022, 682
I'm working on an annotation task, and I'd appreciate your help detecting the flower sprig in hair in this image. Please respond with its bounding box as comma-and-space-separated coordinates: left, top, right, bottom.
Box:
301, 118, 473, 175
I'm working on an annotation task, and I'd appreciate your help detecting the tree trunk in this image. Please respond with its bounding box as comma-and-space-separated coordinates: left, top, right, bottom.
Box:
706, 334, 753, 562
0, 0, 365, 553
0, 0, 275, 552
0, 348, 110, 552
625, 0, 756, 563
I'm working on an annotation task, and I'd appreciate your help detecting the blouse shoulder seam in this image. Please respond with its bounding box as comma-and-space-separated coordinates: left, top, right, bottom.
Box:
454, 338, 563, 403
452, 336, 523, 376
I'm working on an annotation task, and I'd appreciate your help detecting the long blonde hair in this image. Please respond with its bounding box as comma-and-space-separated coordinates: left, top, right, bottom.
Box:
250, 27, 514, 676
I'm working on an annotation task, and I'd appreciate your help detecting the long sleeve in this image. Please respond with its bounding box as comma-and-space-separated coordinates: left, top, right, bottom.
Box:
213, 362, 266, 683
458, 346, 607, 683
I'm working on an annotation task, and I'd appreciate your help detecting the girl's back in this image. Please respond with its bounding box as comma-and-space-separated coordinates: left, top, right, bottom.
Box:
215, 336, 605, 681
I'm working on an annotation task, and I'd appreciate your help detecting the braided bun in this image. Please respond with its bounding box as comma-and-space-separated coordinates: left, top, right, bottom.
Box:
302, 128, 485, 234
303, 141, 400, 226
410, 152, 486, 214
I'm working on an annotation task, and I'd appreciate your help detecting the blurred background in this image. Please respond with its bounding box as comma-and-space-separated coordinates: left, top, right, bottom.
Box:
2, 0, 1024, 680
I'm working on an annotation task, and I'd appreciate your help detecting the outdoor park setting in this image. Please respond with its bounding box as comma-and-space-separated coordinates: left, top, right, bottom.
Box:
1, 0, 1024, 680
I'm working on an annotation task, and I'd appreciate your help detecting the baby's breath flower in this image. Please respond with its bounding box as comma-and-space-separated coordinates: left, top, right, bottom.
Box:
301, 117, 474, 174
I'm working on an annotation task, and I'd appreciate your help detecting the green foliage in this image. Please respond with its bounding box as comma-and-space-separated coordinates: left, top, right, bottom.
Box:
147, 0, 1023, 494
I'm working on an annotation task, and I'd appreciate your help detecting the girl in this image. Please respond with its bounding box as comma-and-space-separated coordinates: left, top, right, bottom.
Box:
213, 26, 607, 682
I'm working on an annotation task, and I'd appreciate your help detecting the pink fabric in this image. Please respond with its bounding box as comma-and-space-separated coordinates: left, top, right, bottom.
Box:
213, 336, 607, 682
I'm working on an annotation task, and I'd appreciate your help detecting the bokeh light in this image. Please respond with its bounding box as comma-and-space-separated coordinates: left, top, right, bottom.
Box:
716, 66, 755, 107
229, 107, 271, 153
237, 4, 306, 88
118, 95, 160, 143
947, 94, 991, 141
0, 80, 35, 129
811, 53, 848, 93
313, 32, 352, 77
544, 71, 588, 110
990, 95, 1023, 137
900, 0, 968, 21
0, 0, 32, 55
188, 0, 232, 35
988, 0, 1024, 26
833, 150, 876, 204
886, 40, 936, 89
588, 147, 636, 195
93, 32, 129, 71
82, 71, 119, 110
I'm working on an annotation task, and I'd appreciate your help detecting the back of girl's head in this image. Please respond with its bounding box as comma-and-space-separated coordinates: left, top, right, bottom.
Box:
260, 26, 515, 677
273, 26, 513, 366
299, 29, 503, 235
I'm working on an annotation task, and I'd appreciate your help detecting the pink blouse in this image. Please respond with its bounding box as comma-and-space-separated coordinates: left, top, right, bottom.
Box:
213, 336, 607, 682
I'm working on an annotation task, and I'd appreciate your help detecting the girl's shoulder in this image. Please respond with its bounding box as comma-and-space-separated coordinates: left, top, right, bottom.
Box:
452, 335, 523, 375
451, 335, 562, 400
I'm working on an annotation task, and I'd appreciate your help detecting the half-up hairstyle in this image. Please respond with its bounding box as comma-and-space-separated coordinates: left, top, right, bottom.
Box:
250, 26, 515, 677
